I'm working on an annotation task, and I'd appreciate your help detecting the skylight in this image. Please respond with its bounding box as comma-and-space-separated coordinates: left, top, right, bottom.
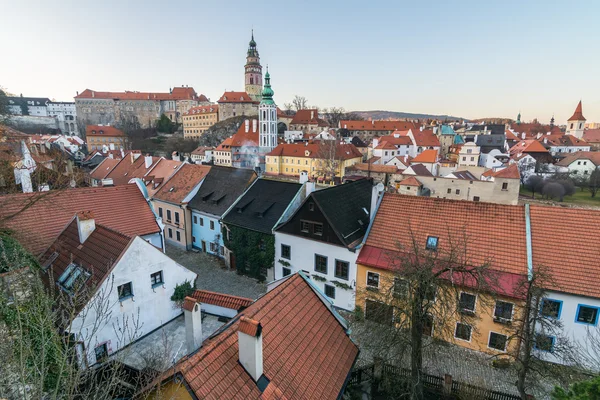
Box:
426, 236, 439, 251
57, 263, 90, 292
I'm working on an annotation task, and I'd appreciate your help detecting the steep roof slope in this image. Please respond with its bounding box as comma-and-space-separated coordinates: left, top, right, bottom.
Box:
188, 166, 257, 216
0, 185, 160, 256
175, 273, 358, 399
89, 158, 120, 180
153, 164, 211, 204
222, 179, 302, 234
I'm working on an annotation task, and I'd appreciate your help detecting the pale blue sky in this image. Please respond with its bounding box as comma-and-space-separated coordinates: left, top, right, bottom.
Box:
2, 0, 599, 122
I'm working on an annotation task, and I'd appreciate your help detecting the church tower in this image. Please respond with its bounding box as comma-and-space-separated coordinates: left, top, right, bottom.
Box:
259, 68, 277, 153
566, 101, 586, 139
245, 30, 263, 102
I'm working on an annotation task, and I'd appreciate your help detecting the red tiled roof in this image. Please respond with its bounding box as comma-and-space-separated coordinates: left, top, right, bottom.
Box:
238, 316, 261, 337
505, 130, 520, 141
0, 184, 160, 256
184, 105, 218, 116
290, 109, 329, 127
481, 164, 520, 179
529, 205, 600, 298
349, 163, 399, 174
340, 120, 419, 131
217, 91, 257, 104
216, 136, 233, 151
542, 134, 587, 147
399, 176, 422, 186
89, 157, 120, 180
231, 121, 259, 147
555, 151, 600, 167
153, 163, 211, 204
412, 129, 440, 147
411, 149, 438, 164
191, 146, 214, 156
105, 153, 161, 186
377, 133, 412, 146
172, 273, 358, 399
86, 125, 126, 137
583, 129, 600, 144
190, 289, 253, 311
374, 141, 397, 150
509, 123, 562, 137
267, 142, 363, 160
509, 139, 549, 157
75, 87, 200, 101
567, 100, 586, 121
361, 194, 528, 277
144, 158, 183, 195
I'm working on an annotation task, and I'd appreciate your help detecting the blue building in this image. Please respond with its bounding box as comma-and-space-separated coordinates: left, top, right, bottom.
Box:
188, 166, 257, 256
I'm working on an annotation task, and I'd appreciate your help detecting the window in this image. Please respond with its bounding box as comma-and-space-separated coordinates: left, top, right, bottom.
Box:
117, 282, 133, 300
281, 244, 291, 259
175, 212, 180, 224
168, 228, 173, 238
166, 209, 172, 222
367, 271, 380, 288
282, 267, 291, 277
94, 343, 108, 363
313, 223, 323, 236
494, 301, 514, 322
193, 215, 198, 224
541, 299, 562, 319
301, 220, 310, 233
324, 284, 335, 299
210, 220, 215, 230
488, 332, 508, 351
315, 254, 327, 274
502, 182, 508, 191
57, 263, 90, 292
426, 236, 438, 250
576, 305, 599, 325
473, 196, 480, 202
200, 218, 204, 226
534, 334, 555, 352
393, 277, 408, 298
176, 231, 181, 241
455, 323, 471, 341
424, 285, 436, 301
447, 188, 451, 194
159, 208, 163, 218
335, 260, 349, 280
459, 292, 476, 313
151, 271, 163, 287
455, 189, 460, 195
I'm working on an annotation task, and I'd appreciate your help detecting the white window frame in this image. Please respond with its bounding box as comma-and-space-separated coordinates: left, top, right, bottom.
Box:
459, 291, 477, 314
454, 322, 472, 342
487, 331, 508, 352
366, 271, 380, 289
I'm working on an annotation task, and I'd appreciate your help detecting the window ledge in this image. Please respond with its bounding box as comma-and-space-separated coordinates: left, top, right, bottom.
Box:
493, 317, 512, 325
119, 295, 134, 303
151, 283, 164, 289
366, 286, 379, 292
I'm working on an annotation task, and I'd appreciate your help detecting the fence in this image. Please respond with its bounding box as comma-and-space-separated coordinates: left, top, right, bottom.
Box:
348, 361, 523, 400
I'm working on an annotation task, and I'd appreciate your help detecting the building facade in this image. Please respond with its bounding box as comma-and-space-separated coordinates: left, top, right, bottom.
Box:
217, 92, 258, 121
85, 125, 127, 151
47, 101, 78, 135
182, 105, 219, 138
258, 70, 277, 154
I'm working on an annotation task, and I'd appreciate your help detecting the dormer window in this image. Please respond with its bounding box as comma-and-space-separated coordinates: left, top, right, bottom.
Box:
426, 236, 438, 251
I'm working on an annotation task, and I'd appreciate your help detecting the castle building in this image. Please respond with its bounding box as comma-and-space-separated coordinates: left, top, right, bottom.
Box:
566, 101, 586, 139
259, 69, 277, 154
244, 31, 263, 102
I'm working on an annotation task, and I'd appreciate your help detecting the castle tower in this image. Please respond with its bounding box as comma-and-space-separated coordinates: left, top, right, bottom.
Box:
566, 101, 586, 139
259, 68, 277, 153
245, 30, 263, 102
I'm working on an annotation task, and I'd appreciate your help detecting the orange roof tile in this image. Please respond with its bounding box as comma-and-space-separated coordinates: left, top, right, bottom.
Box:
75, 87, 201, 101
481, 164, 520, 179
85, 125, 126, 137
184, 104, 218, 116
505, 130, 520, 141
153, 163, 211, 204
567, 100, 586, 121
348, 163, 399, 174
89, 157, 120, 180
377, 133, 412, 146
216, 136, 234, 151
412, 129, 440, 147
374, 141, 397, 150
190, 290, 253, 311
238, 316, 261, 337
0, 185, 160, 256
217, 91, 257, 104
144, 158, 183, 195
290, 109, 329, 127
583, 128, 600, 143
509, 139, 549, 157
105, 153, 160, 186
411, 149, 438, 164
340, 120, 419, 131
171, 273, 358, 399
399, 176, 422, 186
267, 142, 362, 160
555, 151, 600, 167
182, 296, 197, 312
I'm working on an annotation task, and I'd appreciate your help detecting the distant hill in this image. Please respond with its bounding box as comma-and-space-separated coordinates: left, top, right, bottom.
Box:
352, 110, 466, 121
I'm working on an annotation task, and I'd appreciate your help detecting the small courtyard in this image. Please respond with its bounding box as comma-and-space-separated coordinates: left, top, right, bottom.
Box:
166, 244, 267, 300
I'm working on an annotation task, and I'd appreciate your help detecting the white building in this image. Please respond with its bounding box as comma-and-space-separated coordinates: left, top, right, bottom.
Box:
41, 213, 197, 367
457, 142, 481, 167
7, 96, 50, 116
258, 70, 277, 155
566, 101, 586, 139
47, 101, 79, 136
555, 151, 600, 176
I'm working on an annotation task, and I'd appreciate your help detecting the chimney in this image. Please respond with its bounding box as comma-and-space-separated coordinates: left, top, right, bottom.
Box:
420, 126, 424, 132
310, 111, 314, 120
373, 138, 379, 148
245, 119, 250, 133
182, 297, 203, 354
299, 171, 309, 185
131, 150, 141, 163
109, 143, 115, 150
521, 132, 526, 140
370, 182, 384, 221
108, 153, 114, 159
120, 148, 125, 159
145, 155, 153, 169
76, 211, 95, 244
238, 316, 263, 382
91, 91, 95, 98
252, 119, 257, 132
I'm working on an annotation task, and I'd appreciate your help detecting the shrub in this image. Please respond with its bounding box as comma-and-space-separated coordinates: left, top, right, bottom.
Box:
170, 280, 194, 303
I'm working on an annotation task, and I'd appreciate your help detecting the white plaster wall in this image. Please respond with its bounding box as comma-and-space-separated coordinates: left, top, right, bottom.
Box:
70, 237, 197, 366
564, 159, 599, 176
274, 232, 357, 311
141, 232, 164, 252
202, 303, 238, 318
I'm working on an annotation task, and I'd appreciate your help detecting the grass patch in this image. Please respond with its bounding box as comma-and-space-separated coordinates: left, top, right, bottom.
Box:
520, 186, 600, 207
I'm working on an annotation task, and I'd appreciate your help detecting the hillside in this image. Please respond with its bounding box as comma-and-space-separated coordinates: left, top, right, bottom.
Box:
198, 115, 249, 147
352, 110, 466, 121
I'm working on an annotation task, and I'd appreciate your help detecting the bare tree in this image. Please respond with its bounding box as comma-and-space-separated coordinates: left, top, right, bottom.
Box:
355, 228, 498, 400
526, 175, 544, 199
291, 95, 308, 111
588, 169, 600, 198
321, 107, 364, 128
282, 103, 295, 116
313, 140, 342, 183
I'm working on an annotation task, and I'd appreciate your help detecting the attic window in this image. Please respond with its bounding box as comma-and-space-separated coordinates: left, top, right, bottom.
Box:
426, 236, 439, 251
57, 263, 91, 293
169, 187, 174, 192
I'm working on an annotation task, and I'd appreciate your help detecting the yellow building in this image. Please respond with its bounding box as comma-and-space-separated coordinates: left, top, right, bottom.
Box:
85, 125, 127, 151
182, 105, 219, 139
356, 193, 528, 357
265, 142, 362, 182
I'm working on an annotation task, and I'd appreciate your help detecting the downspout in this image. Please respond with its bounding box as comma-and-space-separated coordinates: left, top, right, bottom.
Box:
525, 203, 533, 281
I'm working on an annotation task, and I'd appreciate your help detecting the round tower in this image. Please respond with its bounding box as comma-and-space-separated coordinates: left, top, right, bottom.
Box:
259, 68, 277, 153
245, 30, 263, 102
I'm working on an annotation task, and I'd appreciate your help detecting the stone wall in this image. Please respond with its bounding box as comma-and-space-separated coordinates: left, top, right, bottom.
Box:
218, 103, 257, 121
7, 115, 59, 133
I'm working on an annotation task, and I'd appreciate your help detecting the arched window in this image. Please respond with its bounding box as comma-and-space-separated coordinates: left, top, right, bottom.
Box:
250, 77, 254, 84
263, 110, 266, 120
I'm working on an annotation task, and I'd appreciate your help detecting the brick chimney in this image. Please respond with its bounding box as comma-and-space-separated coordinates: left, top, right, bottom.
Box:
238, 316, 263, 382
76, 211, 95, 244
183, 296, 203, 354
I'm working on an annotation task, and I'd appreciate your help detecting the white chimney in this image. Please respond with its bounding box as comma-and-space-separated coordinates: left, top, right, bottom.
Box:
108, 153, 114, 159
310, 111, 314, 120
369, 182, 384, 221
131, 151, 141, 163
91, 91, 95, 98
238, 316, 263, 382
183, 296, 203, 354
420, 126, 424, 132
299, 171, 309, 185
252, 119, 257, 132
245, 119, 250, 133
144, 155, 153, 169
76, 211, 96, 244
120, 148, 125, 159
373, 138, 379, 148
521, 132, 526, 140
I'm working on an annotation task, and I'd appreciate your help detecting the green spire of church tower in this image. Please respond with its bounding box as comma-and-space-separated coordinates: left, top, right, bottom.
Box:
261, 67, 275, 105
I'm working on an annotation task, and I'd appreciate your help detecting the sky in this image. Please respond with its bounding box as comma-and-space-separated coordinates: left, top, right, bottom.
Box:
1, 0, 599, 123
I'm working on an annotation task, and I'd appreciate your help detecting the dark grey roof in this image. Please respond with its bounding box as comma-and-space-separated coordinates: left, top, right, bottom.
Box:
189, 166, 257, 217
7, 97, 50, 106
311, 179, 373, 247
222, 179, 302, 234
408, 164, 433, 177
351, 136, 367, 147
452, 170, 477, 180
475, 134, 506, 147
469, 124, 505, 135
